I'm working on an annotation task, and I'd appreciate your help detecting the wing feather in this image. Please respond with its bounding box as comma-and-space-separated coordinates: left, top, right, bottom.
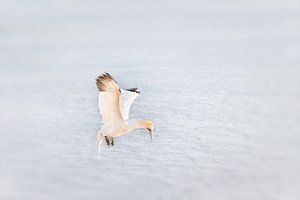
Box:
96, 73, 123, 125
96, 72, 119, 92
119, 88, 140, 120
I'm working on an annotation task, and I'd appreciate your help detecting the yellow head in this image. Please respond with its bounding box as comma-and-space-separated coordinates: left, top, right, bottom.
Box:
145, 120, 155, 132
144, 120, 155, 142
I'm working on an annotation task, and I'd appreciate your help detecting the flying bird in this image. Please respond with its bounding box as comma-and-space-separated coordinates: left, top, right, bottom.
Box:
96, 73, 154, 158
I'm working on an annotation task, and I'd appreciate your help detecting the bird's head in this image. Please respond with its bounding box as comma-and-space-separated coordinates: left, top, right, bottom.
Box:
145, 120, 155, 142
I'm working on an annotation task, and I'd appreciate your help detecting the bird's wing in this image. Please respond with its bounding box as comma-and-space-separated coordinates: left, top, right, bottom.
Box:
119, 88, 140, 120
96, 73, 123, 125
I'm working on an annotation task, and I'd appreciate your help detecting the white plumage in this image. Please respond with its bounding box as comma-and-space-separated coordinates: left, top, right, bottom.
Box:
119, 88, 140, 119
96, 73, 154, 159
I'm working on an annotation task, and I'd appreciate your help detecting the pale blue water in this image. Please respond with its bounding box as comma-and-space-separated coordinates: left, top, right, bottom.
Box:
1, 1, 300, 199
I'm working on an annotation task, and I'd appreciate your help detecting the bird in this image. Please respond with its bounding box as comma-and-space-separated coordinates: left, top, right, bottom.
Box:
96, 72, 155, 158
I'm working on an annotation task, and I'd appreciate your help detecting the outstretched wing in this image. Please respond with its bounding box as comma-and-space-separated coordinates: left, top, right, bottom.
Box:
96, 73, 123, 125
119, 88, 140, 120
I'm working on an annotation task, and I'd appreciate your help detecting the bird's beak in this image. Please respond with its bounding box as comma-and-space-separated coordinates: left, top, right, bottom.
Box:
146, 128, 153, 142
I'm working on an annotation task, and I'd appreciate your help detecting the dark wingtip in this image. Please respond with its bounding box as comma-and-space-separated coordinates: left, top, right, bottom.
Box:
126, 88, 140, 94
96, 72, 116, 91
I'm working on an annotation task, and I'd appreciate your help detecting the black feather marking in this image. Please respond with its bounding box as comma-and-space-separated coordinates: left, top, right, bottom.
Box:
95, 72, 116, 91
125, 88, 140, 93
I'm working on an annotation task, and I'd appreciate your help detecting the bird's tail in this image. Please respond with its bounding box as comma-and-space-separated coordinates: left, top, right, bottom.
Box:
97, 132, 104, 160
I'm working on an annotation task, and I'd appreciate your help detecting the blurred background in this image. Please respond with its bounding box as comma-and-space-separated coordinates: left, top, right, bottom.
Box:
0, 0, 299, 199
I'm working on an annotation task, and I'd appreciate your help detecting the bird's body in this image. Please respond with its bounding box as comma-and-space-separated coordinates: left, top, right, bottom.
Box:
96, 73, 154, 158
99, 119, 152, 137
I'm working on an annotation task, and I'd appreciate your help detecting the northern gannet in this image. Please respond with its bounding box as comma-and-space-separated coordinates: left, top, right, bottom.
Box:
96, 73, 155, 158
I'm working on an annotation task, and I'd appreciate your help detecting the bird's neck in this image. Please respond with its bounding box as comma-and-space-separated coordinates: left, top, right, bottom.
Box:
126, 119, 148, 130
